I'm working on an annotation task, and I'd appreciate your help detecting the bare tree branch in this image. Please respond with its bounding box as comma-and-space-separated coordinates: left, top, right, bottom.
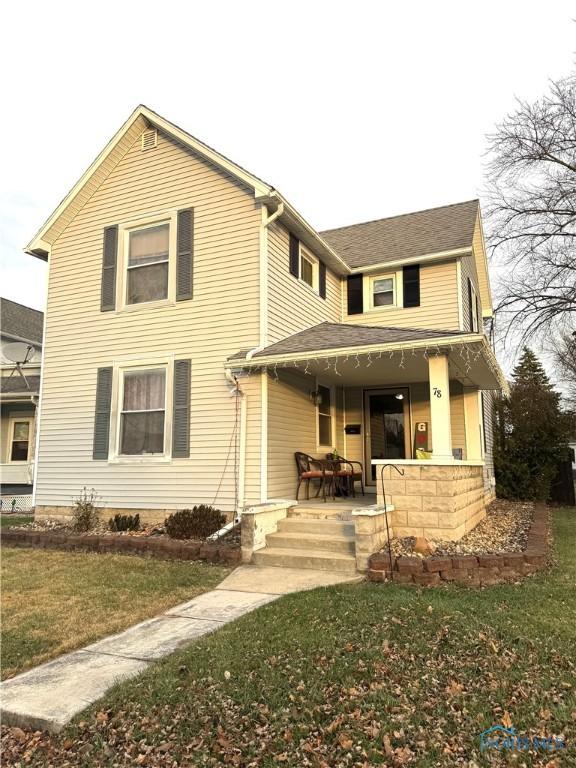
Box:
486, 74, 576, 344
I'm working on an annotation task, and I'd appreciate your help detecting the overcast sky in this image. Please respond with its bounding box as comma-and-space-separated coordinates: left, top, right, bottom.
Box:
1, 1, 574, 329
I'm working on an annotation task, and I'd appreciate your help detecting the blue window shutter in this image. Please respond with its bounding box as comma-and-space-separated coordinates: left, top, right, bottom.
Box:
101, 226, 118, 311
319, 261, 327, 299
403, 265, 420, 307
93, 367, 113, 459
347, 274, 363, 315
176, 208, 194, 301
172, 359, 191, 458
289, 233, 299, 278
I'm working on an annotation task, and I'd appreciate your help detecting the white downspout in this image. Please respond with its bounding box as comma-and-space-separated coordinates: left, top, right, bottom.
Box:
209, 369, 247, 541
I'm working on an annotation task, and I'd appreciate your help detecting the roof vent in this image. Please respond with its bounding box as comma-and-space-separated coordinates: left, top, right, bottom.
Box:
141, 129, 157, 151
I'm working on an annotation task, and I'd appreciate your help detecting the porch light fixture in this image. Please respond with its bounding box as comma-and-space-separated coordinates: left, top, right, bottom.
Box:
309, 390, 323, 406
395, 393, 404, 400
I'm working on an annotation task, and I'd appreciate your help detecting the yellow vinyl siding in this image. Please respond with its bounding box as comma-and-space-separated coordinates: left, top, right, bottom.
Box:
460, 252, 481, 332
267, 369, 318, 499
344, 260, 460, 331
267, 221, 341, 343
472, 213, 492, 318
338, 381, 467, 473
35, 129, 262, 512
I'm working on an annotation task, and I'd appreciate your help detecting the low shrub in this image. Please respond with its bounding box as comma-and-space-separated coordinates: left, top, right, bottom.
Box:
165, 505, 226, 540
108, 513, 141, 532
72, 487, 100, 532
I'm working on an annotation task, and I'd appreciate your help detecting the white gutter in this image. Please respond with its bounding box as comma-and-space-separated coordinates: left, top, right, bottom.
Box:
350, 247, 473, 275
227, 333, 485, 368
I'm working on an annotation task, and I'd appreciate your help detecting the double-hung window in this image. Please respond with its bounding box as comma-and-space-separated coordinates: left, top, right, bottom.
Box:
300, 253, 314, 288
372, 276, 395, 307
126, 223, 170, 305
120, 368, 166, 455
10, 420, 31, 462
317, 385, 333, 446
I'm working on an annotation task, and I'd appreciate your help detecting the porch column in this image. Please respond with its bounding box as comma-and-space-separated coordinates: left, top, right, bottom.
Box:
463, 388, 483, 460
428, 354, 452, 460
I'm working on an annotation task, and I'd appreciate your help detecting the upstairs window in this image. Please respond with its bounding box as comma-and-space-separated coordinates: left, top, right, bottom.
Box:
372, 275, 395, 307
120, 368, 166, 455
127, 223, 170, 305
300, 253, 314, 288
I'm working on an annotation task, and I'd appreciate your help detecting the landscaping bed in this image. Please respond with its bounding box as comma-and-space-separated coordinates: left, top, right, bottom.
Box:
1, 525, 240, 565
369, 501, 549, 586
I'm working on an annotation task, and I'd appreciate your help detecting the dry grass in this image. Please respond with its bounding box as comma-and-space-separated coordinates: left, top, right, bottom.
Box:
1, 547, 230, 680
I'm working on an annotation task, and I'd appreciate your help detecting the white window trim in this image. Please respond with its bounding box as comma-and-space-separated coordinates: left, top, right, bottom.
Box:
116, 211, 179, 313
364, 270, 403, 311
108, 357, 174, 464
316, 380, 335, 450
299, 245, 319, 294
7, 416, 33, 464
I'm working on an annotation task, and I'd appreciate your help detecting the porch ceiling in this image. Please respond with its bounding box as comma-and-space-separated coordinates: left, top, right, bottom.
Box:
227, 332, 506, 391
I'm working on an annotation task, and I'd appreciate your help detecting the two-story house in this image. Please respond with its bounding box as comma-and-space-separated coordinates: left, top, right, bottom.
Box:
1, 298, 43, 507
25, 105, 505, 545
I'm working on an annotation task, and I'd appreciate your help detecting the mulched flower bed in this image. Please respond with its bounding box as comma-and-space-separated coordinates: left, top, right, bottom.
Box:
390, 500, 534, 559
2, 519, 241, 565
6, 518, 241, 544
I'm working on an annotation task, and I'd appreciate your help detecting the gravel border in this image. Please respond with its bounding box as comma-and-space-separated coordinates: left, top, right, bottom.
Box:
390, 500, 535, 558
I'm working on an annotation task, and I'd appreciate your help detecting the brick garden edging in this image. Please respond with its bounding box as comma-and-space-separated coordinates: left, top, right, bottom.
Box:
0, 528, 240, 565
367, 503, 550, 587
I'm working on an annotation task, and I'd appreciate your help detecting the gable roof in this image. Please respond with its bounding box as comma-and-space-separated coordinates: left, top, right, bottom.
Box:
24, 105, 348, 274
320, 200, 479, 270
24, 107, 493, 313
0, 298, 44, 346
0, 374, 41, 395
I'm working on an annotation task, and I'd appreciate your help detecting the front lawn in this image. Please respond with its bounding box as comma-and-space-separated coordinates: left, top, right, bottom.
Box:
0, 514, 33, 528
1, 548, 230, 680
3, 509, 575, 766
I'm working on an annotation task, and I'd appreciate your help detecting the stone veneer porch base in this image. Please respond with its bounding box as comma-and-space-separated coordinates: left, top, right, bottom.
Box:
376, 461, 487, 541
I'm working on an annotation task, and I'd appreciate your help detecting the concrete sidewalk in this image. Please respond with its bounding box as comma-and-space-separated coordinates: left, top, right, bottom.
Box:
1, 565, 358, 732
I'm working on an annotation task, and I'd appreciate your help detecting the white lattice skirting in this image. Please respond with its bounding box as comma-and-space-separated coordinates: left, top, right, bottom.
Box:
0, 495, 34, 513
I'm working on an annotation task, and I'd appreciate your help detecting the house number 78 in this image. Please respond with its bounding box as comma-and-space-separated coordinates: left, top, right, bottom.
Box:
433, 387, 442, 398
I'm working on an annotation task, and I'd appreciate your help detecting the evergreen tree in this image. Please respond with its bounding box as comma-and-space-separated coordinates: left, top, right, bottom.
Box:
494, 348, 570, 500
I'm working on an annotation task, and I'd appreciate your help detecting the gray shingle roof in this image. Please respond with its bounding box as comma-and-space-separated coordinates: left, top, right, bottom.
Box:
230, 322, 468, 361
320, 200, 479, 269
0, 298, 44, 345
0, 375, 41, 394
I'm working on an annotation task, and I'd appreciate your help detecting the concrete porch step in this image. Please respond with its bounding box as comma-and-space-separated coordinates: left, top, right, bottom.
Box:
277, 517, 355, 536
252, 547, 357, 573
265, 530, 356, 555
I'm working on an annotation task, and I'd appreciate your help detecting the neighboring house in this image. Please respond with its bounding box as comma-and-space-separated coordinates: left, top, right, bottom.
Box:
26, 105, 505, 541
0, 298, 43, 503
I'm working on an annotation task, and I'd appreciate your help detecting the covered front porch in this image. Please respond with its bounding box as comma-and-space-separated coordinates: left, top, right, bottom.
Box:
229, 323, 505, 542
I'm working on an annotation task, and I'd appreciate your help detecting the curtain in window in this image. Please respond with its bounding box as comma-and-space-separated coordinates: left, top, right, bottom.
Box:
11, 421, 30, 461
121, 370, 166, 455
129, 225, 169, 266
127, 225, 169, 304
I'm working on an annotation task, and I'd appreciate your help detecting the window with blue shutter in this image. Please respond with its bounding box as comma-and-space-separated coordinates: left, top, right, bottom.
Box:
403, 265, 420, 307
93, 367, 113, 459
172, 359, 191, 458
347, 274, 363, 314
101, 227, 118, 311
